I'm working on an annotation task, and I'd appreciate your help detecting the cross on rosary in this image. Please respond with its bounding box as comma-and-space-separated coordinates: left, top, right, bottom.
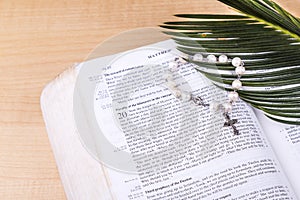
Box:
223, 113, 240, 135
190, 95, 240, 135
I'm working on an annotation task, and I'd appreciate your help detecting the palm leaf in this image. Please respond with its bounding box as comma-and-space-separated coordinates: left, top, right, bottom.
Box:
161, 0, 300, 125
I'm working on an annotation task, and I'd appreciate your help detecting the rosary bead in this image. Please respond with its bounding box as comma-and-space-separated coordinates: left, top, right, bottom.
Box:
166, 80, 177, 88
173, 89, 182, 98
192, 53, 203, 62
232, 79, 242, 90
228, 91, 239, 102
168, 61, 178, 72
222, 103, 233, 113
235, 66, 245, 75
232, 57, 242, 67
210, 101, 221, 112
207, 54, 217, 63
163, 73, 173, 81
181, 91, 192, 102
218, 54, 228, 63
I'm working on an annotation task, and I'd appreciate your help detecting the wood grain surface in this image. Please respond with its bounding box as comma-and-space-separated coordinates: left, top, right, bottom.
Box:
0, 0, 299, 199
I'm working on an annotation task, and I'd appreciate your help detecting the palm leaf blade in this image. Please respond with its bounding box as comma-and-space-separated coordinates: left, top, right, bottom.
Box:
162, 0, 300, 125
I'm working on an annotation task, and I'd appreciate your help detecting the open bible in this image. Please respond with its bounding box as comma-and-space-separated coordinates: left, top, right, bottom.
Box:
41, 40, 300, 200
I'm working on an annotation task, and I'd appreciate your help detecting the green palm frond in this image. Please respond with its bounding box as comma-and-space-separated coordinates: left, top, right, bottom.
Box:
161, 0, 300, 125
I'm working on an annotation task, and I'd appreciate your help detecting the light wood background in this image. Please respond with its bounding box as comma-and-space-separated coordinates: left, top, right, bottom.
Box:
0, 0, 299, 199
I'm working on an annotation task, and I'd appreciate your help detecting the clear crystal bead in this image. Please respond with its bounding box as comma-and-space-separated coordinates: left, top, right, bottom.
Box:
207, 54, 217, 63
232, 57, 242, 67
232, 79, 242, 90
193, 53, 203, 62
218, 54, 228, 63
228, 91, 239, 102
235, 66, 246, 75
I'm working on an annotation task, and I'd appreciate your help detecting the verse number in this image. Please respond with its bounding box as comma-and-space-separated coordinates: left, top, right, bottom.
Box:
118, 112, 127, 119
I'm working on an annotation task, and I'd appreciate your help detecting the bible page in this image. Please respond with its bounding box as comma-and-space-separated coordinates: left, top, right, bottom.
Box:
75, 40, 298, 200
255, 110, 300, 199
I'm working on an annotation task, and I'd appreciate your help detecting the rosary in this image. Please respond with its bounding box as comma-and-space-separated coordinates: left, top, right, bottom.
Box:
164, 54, 246, 135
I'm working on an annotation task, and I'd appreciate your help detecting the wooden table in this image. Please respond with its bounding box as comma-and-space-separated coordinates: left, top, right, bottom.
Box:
0, 0, 299, 199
